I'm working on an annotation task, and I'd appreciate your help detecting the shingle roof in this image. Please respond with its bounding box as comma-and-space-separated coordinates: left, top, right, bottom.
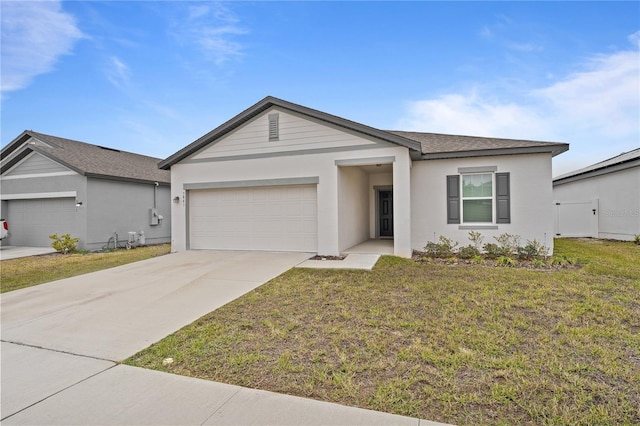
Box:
553, 147, 640, 183
388, 131, 569, 158
1, 131, 170, 184
160, 96, 569, 168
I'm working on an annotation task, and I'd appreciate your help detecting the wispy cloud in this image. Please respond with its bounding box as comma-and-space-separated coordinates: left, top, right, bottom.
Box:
171, 3, 248, 65
105, 56, 131, 89
398, 33, 640, 175
1, 1, 84, 95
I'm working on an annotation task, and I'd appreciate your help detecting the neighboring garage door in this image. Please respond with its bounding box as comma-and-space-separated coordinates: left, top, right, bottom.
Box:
189, 185, 317, 252
7, 198, 77, 246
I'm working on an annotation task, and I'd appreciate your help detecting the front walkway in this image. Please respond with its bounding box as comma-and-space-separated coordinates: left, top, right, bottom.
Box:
296, 239, 394, 270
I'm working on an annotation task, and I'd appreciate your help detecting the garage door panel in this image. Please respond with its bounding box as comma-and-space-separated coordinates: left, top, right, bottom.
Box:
189, 185, 317, 252
7, 198, 77, 247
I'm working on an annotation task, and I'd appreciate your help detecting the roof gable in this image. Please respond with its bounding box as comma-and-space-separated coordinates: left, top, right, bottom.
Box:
1, 131, 170, 184
159, 96, 422, 169
4, 151, 74, 177
190, 107, 397, 161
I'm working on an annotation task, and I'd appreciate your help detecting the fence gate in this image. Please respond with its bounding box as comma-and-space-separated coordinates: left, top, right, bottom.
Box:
554, 199, 598, 238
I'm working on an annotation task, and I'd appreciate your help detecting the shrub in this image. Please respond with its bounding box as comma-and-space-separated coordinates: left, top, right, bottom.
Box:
424, 236, 459, 258
468, 231, 484, 250
482, 243, 503, 259
551, 254, 576, 266
517, 239, 549, 260
635, 234, 640, 245
497, 256, 517, 267
470, 255, 484, 264
49, 233, 80, 254
458, 245, 481, 259
494, 233, 520, 256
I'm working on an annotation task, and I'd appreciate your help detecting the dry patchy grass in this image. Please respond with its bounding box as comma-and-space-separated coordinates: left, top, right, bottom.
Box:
1, 244, 171, 293
126, 239, 640, 425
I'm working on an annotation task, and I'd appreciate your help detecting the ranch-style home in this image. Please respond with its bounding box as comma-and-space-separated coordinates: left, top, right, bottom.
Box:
0, 131, 171, 250
160, 96, 569, 257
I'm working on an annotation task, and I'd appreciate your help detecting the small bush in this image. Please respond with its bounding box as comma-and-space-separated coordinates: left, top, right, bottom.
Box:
483, 243, 503, 259
551, 254, 576, 266
497, 256, 517, 267
532, 258, 546, 268
468, 231, 484, 250
49, 233, 80, 254
470, 255, 484, 264
424, 236, 459, 258
494, 233, 520, 256
517, 239, 549, 260
635, 234, 640, 245
458, 245, 481, 259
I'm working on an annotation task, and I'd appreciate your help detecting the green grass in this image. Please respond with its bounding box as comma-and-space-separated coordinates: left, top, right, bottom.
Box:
1, 244, 171, 293
126, 239, 640, 425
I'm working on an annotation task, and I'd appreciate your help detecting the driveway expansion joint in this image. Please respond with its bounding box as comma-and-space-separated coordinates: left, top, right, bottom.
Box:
1, 339, 117, 363
0, 362, 117, 422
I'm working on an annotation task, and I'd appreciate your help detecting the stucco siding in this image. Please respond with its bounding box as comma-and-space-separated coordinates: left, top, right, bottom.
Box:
192, 108, 383, 160
338, 166, 369, 251
411, 153, 555, 253
553, 167, 640, 240
171, 145, 410, 256
86, 178, 171, 250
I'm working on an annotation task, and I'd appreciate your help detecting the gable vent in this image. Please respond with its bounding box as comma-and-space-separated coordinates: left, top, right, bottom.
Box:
268, 113, 279, 141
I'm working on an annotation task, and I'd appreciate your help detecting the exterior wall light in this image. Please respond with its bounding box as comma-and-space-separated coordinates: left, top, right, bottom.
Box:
172, 196, 180, 204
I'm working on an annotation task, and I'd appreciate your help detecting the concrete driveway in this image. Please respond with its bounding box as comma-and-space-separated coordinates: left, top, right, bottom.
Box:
1, 250, 310, 361
0, 245, 57, 261
1, 250, 309, 420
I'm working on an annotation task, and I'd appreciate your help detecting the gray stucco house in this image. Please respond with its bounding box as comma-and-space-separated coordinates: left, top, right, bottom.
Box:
0, 131, 171, 250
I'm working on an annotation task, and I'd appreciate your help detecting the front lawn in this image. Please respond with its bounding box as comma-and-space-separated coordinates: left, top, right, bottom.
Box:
126, 239, 640, 425
1, 244, 171, 293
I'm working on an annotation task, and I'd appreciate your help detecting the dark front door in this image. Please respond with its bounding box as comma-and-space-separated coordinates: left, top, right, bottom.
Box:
379, 190, 393, 237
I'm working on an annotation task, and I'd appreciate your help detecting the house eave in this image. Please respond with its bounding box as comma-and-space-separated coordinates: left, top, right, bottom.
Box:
419, 144, 570, 161
553, 158, 640, 186
86, 173, 171, 186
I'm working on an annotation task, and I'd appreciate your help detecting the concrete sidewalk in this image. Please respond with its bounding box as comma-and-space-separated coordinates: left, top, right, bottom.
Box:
2, 344, 445, 425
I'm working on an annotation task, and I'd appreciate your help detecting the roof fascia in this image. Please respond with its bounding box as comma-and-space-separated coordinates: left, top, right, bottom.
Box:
553, 158, 640, 186
159, 96, 421, 169
419, 144, 569, 160
86, 173, 170, 186
0, 131, 33, 159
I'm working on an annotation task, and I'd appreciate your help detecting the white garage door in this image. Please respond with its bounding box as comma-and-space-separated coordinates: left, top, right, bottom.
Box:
189, 185, 317, 252
6, 198, 77, 246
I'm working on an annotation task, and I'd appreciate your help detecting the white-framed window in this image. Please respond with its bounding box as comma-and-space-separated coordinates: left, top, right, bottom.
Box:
461, 173, 493, 223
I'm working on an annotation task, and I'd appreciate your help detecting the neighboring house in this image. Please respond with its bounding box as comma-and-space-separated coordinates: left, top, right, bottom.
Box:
0, 131, 171, 250
159, 96, 569, 257
553, 148, 640, 241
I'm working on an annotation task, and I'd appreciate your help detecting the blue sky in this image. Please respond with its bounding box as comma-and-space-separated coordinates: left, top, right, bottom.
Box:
2, 1, 638, 176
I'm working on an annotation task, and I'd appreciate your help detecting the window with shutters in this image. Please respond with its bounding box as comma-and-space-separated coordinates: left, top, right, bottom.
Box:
447, 172, 510, 225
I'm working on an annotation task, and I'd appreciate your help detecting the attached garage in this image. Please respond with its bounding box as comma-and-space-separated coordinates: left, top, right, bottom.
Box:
6, 198, 78, 246
188, 184, 317, 252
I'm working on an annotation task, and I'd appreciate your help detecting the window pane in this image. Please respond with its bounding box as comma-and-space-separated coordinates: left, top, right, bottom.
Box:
463, 199, 492, 222
462, 174, 492, 197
